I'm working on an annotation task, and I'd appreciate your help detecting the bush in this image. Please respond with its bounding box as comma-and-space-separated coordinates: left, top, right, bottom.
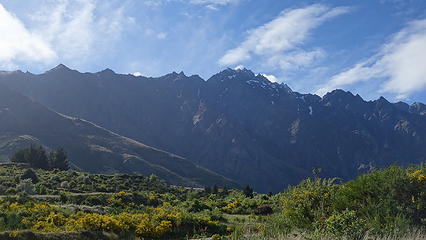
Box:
253, 205, 273, 215
281, 178, 338, 232
21, 169, 39, 184
17, 179, 34, 195
321, 210, 366, 239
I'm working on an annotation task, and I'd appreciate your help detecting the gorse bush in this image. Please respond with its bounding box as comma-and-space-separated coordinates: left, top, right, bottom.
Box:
0, 200, 226, 239
281, 178, 339, 232
277, 165, 426, 239
4, 163, 426, 239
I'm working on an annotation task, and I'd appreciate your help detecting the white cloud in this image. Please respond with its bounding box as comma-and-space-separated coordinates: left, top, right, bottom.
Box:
32, 0, 129, 62
144, 0, 236, 9
0, 4, 56, 68
262, 74, 278, 83
157, 32, 168, 40
316, 19, 426, 99
132, 72, 142, 76
266, 48, 326, 70
143, 0, 164, 7
0, 0, 131, 68
190, 0, 235, 8
144, 28, 168, 40
219, 4, 350, 69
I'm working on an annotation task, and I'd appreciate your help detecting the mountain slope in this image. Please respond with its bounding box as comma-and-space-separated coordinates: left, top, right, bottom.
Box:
0, 84, 237, 188
1, 65, 426, 191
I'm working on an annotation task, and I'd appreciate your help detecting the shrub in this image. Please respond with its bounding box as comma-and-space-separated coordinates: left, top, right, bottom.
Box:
281, 178, 338, 232
20, 169, 39, 184
321, 210, 366, 240
253, 205, 273, 215
17, 179, 34, 195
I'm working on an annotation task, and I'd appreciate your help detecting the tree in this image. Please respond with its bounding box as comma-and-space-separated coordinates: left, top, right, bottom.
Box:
212, 184, 219, 194
11, 145, 49, 169
222, 185, 229, 195
312, 167, 322, 178
48, 148, 69, 170
21, 169, 39, 184
204, 185, 212, 194
243, 185, 254, 198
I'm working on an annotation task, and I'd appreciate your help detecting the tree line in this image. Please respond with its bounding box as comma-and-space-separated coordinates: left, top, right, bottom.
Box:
11, 145, 69, 171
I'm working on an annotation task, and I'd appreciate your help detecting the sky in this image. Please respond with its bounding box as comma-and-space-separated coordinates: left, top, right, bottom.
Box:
1, 0, 426, 103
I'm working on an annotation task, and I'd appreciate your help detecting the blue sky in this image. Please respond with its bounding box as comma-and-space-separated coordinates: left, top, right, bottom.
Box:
1, 0, 426, 103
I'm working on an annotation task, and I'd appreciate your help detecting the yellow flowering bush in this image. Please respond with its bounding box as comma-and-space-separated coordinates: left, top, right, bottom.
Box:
66, 212, 124, 232
408, 169, 426, 184
222, 201, 241, 214
31, 212, 67, 232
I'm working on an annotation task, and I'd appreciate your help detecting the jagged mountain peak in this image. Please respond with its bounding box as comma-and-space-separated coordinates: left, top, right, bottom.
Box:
374, 96, 391, 106
224, 67, 255, 77
410, 102, 426, 115
47, 64, 72, 72
323, 89, 356, 98
97, 68, 115, 75
322, 89, 364, 104
208, 68, 256, 82
155, 71, 205, 84
44, 64, 80, 76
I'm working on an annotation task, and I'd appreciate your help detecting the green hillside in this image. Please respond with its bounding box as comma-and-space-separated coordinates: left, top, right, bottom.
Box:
2, 162, 426, 239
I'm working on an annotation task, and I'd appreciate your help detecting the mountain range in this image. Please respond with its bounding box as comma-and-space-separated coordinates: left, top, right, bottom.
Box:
0, 83, 236, 188
1, 64, 426, 191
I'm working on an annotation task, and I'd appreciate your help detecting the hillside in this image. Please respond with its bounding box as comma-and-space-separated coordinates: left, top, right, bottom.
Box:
0, 85, 237, 188
1, 163, 426, 239
1, 65, 426, 191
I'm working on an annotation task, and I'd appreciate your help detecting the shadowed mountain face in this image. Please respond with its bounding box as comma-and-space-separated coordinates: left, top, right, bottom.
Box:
1, 65, 426, 191
0, 84, 237, 188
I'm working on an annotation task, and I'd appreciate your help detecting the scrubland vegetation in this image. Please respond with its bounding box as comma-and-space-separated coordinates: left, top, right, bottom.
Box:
3, 148, 426, 239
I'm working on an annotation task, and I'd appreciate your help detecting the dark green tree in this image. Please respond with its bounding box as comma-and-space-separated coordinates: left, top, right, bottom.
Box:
20, 169, 39, 184
204, 185, 212, 194
11, 145, 49, 169
222, 185, 229, 195
243, 184, 254, 198
212, 184, 219, 194
48, 148, 69, 170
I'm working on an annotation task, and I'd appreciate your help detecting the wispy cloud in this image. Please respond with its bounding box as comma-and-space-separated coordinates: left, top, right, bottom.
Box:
144, 28, 168, 40
316, 19, 426, 100
190, 0, 237, 9
0, 0, 131, 69
0, 4, 56, 68
32, 0, 131, 63
219, 4, 350, 71
143, 0, 237, 9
